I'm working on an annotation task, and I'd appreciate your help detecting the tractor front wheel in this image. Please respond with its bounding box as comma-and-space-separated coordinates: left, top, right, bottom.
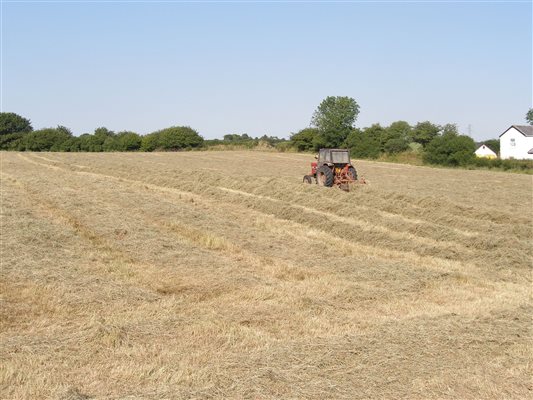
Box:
316, 166, 334, 187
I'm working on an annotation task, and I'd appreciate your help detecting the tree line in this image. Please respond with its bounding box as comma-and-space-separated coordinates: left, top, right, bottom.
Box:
0, 114, 206, 152
2, 102, 532, 172
0, 112, 287, 153
289, 96, 513, 168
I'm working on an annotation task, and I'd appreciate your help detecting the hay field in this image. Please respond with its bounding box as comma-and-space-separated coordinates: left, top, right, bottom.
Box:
1, 151, 532, 399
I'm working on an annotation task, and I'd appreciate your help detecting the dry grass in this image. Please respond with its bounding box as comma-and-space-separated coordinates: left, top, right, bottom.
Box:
1, 151, 532, 399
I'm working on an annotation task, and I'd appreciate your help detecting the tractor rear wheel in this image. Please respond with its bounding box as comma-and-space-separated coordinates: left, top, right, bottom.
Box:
347, 166, 357, 181
316, 166, 334, 187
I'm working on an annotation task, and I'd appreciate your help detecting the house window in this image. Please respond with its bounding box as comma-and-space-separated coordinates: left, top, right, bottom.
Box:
510, 138, 516, 146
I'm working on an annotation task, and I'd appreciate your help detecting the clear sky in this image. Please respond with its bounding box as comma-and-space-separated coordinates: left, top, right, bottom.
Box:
2, 1, 532, 140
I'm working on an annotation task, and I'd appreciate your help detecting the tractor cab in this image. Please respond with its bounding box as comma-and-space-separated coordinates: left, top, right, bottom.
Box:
317, 148, 351, 166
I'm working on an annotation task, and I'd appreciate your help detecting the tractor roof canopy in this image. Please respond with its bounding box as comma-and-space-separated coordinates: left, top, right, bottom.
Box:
318, 148, 350, 164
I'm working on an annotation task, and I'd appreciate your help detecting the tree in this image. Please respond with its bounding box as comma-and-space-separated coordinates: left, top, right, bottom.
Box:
442, 123, 459, 136
142, 126, 203, 151
383, 137, 410, 154
76, 127, 114, 151
259, 135, 285, 146
56, 125, 73, 136
290, 128, 319, 151
60, 137, 82, 152
223, 133, 251, 142
382, 121, 411, 153
158, 126, 203, 150
103, 136, 121, 152
116, 131, 142, 151
94, 127, 115, 138
526, 108, 533, 125
411, 121, 441, 147
79, 133, 103, 152
423, 131, 476, 166
345, 125, 382, 159
386, 120, 411, 139
0, 112, 33, 149
141, 133, 159, 152
0, 112, 33, 136
311, 96, 360, 148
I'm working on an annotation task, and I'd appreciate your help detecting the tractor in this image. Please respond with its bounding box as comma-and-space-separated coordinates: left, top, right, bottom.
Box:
303, 148, 362, 191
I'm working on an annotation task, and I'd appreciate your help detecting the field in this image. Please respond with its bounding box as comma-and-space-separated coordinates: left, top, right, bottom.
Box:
1, 151, 532, 399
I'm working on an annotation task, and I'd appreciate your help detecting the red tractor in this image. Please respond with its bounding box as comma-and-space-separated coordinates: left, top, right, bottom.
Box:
303, 148, 361, 191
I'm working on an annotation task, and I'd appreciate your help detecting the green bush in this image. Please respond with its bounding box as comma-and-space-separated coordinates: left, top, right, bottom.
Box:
78, 134, 104, 152
59, 137, 81, 152
290, 128, 319, 152
116, 131, 142, 151
423, 133, 476, 166
469, 157, 533, 173
141, 126, 203, 151
223, 133, 252, 142
383, 137, 410, 154
345, 126, 382, 159
20, 127, 73, 151
275, 141, 296, 152
472, 156, 492, 168
140, 134, 159, 152
409, 142, 423, 153
161, 127, 203, 150
0, 132, 26, 150
102, 137, 121, 152
503, 159, 533, 171
378, 151, 423, 165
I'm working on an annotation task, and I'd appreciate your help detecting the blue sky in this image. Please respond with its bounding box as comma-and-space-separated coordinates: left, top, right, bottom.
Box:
2, 1, 531, 140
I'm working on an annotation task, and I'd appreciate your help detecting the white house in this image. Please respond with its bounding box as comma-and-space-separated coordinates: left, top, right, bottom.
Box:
499, 125, 533, 160
475, 144, 497, 159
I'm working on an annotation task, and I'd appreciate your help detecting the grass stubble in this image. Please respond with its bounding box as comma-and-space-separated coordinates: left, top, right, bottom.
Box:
0, 151, 531, 399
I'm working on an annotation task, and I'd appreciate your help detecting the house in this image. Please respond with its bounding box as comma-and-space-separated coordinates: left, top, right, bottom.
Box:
474, 144, 497, 159
499, 125, 533, 160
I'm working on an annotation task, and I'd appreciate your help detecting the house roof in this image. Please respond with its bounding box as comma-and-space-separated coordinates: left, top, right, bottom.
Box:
475, 144, 496, 154
500, 125, 533, 137
528, 148, 533, 154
